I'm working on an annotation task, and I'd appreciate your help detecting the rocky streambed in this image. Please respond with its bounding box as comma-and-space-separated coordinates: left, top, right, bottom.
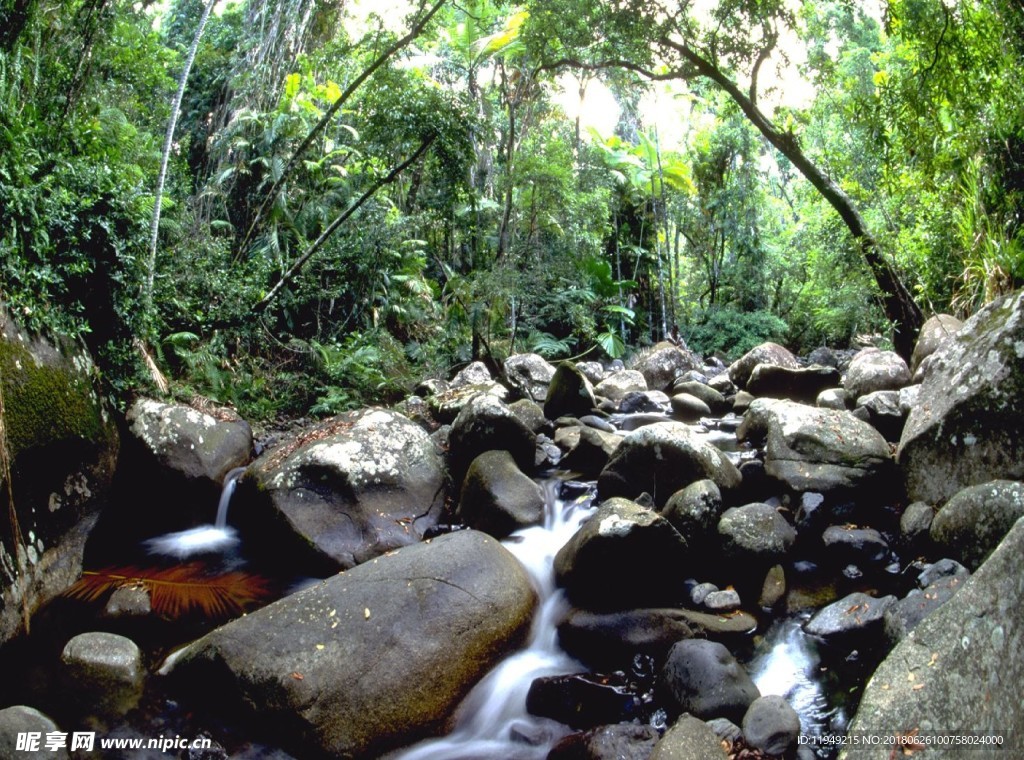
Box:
2, 293, 1024, 759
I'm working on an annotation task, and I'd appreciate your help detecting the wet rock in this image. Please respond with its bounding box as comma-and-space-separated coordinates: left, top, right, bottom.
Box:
717, 503, 796, 569
102, 585, 152, 619
674, 608, 759, 641
504, 353, 556, 401
242, 408, 445, 573
746, 364, 841, 403
817, 387, 851, 410
450, 360, 492, 388
631, 341, 702, 392
449, 393, 537, 482
61, 631, 144, 714
0, 706, 69, 760
509, 398, 551, 435
821, 525, 890, 568
558, 608, 694, 670
616, 412, 672, 431
756, 400, 894, 495
910, 313, 963, 376
548, 722, 660, 760
899, 501, 934, 548
427, 382, 508, 424
580, 414, 616, 432
930, 480, 1024, 570
457, 450, 544, 539
620, 390, 671, 413
559, 426, 623, 478
704, 590, 741, 612
758, 565, 787, 609
842, 516, 1024, 760
171, 530, 536, 759
662, 639, 760, 722
598, 422, 741, 508
0, 307, 120, 644
897, 291, 1024, 504
554, 498, 689, 610
594, 370, 648, 402
690, 582, 718, 606
728, 343, 800, 390
804, 592, 896, 645
916, 557, 969, 588
649, 715, 729, 760
526, 673, 643, 729
742, 695, 801, 755
843, 349, 911, 399
884, 572, 968, 644
672, 381, 729, 415
670, 393, 711, 422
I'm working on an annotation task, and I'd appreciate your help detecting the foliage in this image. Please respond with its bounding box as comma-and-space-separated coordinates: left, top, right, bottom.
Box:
684, 308, 788, 361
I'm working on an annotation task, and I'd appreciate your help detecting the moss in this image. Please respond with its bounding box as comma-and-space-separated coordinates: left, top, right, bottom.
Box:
0, 334, 110, 460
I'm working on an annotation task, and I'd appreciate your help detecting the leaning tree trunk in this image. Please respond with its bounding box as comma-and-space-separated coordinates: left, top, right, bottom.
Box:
144, 0, 218, 328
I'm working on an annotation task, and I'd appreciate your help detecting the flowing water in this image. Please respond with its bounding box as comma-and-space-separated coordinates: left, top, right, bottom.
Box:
397, 480, 597, 760
143, 467, 247, 559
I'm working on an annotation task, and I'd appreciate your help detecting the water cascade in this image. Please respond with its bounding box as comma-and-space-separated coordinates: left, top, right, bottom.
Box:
398, 481, 597, 759
144, 467, 248, 558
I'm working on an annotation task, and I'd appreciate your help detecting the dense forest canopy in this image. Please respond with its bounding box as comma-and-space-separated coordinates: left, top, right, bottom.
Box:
1, 0, 1022, 417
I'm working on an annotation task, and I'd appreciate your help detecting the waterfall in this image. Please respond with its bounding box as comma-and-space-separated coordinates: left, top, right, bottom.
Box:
145, 467, 246, 558
397, 480, 597, 759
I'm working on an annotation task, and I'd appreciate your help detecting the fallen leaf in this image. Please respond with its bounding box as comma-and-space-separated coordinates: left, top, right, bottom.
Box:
291, 672, 304, 680
912, 683, 925, 690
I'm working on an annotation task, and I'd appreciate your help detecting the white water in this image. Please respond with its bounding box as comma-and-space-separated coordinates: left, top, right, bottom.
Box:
397, 481, 597, 760
144, 467, 247, 558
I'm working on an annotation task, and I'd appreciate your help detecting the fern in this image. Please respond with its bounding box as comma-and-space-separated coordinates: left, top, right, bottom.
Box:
65, 564, 273, 620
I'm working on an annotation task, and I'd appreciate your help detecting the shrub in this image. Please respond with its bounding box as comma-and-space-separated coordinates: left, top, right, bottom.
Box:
684, 308, 789, 361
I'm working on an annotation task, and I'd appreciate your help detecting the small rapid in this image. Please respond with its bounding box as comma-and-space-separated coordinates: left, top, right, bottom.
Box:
143, 467, 247, 558
397, 480, 597, 759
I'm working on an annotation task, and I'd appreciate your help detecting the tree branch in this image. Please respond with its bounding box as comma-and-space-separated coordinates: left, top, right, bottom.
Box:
252, 135, 436, 314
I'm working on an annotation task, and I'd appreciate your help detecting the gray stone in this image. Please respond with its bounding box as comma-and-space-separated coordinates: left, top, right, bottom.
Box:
742, 695, 801, 755
558, 608, 695, 671
746, 363, 841, 403
598, 422, 742, 508
559, 426, 623, 478
808, 346, 842, 368
900, 502, 934, 545
576, 361, 607, 385
884, 573, 967, 644
717, 503, 796, 568
630, 341, 703, 392
662, 639, 760, 722
690, 582, 719, 606
545, 363, 599, 420
661, 480, 724, 550
821, 525, 890, 567
841, 516, 1024, 759
704, 589, 741, 611
102, 585, 152, 618
244, 408, 446, 572
171, 529, 536, 759
548, 722, 660, 760
917, 558, 969, 588
620, 390, 671, 413
728, 343, 800, 390
649, 715, 729, 760
843, 349, 912, 399
707, 373, 736, 396
509, 398, 550, 435
804, 592, 896, 644
930, 480, 1024, 570
594, 370, 648, 401
427, 382, 508, 424
0, 706, 69, 760
910, 313, 963, 375
450, 360, 492, 388
0, 305, 119, 645
731, 390, 755, 413
449, 392, 537, 481
672, 381, 730, 415
457, 450, 544, 538
670, 393, 711, 422
898, 291, 1024, 504
504, 352, 556, 401
854, 390, 905, 441
817, 387, 851, 410
554, 498, 689, 610
758, 565, 787, 609
61, 631, 144, 713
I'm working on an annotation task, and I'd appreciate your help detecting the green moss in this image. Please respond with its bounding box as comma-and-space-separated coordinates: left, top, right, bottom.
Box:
0, 335, 110, 459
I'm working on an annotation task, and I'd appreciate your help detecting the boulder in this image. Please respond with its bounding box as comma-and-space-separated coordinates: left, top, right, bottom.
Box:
660, 480, 724, 551
883, 572, 967, 644
504, 352, 556, 401
448, 393, 537, 482
742, 695, 801, 756
910, 313, 963, 376
242, 408, 445, 572
0, 307, 119, 644
841, 516, 1024, 759
559, 426, 623, 478
853, 390, 905, 441
929, 480, 1024, 570
727, 343, 799, 390
554, 498, 689, 610
649, 715, 729, 760
598, 422, 742, 508
450, 361, 492, 388
757, 400, 894, 495
816, 388, 851, 410
576, 361, 607, 385
821, 526, 890, 568
661, 639, 760, 723
843, 349, 912, 399
900, 502, 934, 546
671, 381, 729, 415
669, 393, 711, 422
548, 723, 660, 760
804, 591, 896, 646
746, 364, 841, 403
898, 292, 1024, 504
509, 398, 551, 435
594, 370, 648, 401
619, 390, 670, 414
558, 608, 694, 670
427, 382, 508, 424
170, 529, 536, 759
456, 450, 545, 539
807, 346, 843, 368
0, 706, 69, 760
526, 672, 643, 729
545, 363, 599, 420
61, 631, 144, 714
630, 342, 702, 392
717, 503, 796, 568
